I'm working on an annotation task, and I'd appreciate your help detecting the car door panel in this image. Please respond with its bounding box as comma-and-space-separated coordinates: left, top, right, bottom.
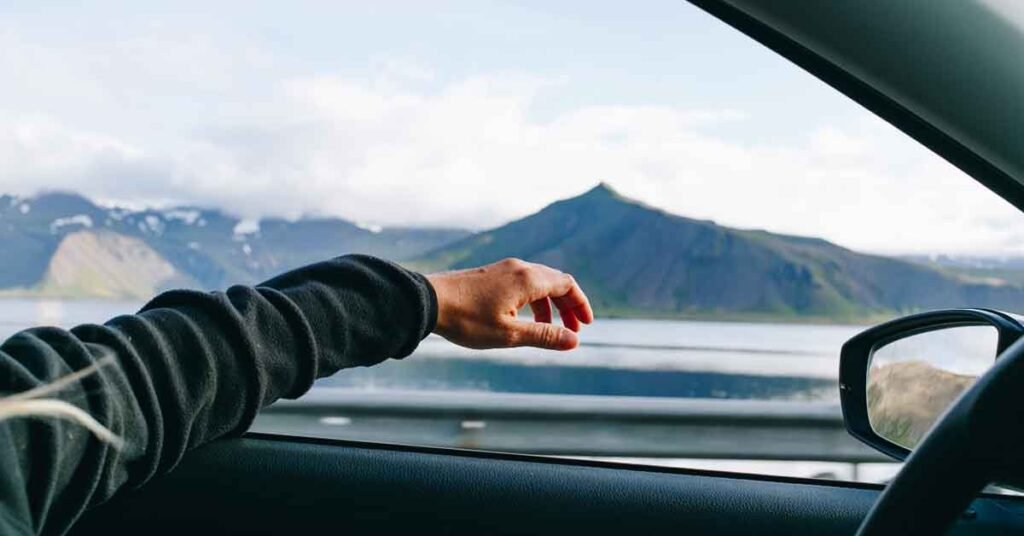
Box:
71, 434, 1024, 535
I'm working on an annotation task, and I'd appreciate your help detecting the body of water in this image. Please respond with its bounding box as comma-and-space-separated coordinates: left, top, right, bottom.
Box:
0, 298, 143, 339
322, 318, 862, 401
0, 299, 864, 402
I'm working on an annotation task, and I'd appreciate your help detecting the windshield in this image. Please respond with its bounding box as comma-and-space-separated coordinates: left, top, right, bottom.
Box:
2, 0, 1023, 486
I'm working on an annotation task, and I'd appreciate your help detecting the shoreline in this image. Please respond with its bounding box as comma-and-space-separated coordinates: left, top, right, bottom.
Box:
0, 293, 891, 326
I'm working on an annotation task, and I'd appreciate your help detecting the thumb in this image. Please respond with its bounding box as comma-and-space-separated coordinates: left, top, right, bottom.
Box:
511, 321, 579, 351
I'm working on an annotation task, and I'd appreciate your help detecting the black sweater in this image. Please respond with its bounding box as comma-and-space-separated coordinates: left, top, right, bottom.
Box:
0, 255, 437, 535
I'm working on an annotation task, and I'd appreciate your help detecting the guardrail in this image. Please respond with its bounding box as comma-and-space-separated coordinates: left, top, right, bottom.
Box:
252, 388, 889, 463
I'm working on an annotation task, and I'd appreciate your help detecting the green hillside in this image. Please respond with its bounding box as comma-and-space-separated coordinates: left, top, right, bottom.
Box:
415, 183, 1024, 321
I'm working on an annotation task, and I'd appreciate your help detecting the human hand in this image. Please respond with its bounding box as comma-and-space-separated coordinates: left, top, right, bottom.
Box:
426, 258, 594, 351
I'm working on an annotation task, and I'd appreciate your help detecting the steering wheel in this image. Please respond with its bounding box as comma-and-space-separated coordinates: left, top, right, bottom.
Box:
855, 336, 1024, 535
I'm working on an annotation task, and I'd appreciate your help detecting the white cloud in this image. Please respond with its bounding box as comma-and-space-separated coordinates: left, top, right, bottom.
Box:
0, 19, 1020, 255
809, 126, 869, 158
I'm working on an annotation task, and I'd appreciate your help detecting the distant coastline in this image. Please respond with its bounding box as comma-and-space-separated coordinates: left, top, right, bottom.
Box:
0, 290, 888, 326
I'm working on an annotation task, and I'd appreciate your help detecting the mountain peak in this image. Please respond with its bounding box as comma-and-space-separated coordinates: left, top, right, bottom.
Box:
33, 191, 96, 205
23, 191, 100, 216
571, 181, 666, 214
583, 181, 620, 198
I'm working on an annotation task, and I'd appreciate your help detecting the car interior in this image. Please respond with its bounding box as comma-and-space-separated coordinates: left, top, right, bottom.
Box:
65, 1, 1024, 535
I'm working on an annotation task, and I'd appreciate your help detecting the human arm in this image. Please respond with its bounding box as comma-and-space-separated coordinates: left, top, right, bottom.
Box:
0, 255, 434, 535
0, 255, 592, 535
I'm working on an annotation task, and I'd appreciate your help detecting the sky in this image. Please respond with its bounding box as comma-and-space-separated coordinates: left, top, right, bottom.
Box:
1, 0, 1023, 255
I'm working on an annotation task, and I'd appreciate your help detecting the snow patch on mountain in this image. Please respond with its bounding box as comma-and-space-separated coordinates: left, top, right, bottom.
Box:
49, 214, 94, 234
163, 209, 201, 225
356, 222, 384, 234
233, 219, 260, 236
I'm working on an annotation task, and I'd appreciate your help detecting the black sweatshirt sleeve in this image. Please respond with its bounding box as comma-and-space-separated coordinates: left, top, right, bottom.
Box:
0, 254, 437, 536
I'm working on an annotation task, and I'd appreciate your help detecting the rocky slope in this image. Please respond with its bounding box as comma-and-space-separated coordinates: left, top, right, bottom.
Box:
38, 230, 192, 299
867, 360, 975, 448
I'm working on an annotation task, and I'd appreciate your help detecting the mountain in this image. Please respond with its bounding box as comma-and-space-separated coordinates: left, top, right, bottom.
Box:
415, 183, 1024, 320
901, 254, 1024, 287
4, 186, 1023, 320
0, 192, 470, 298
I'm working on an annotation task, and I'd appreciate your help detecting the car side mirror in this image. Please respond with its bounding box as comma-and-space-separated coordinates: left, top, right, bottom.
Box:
839, 309, 1024, 460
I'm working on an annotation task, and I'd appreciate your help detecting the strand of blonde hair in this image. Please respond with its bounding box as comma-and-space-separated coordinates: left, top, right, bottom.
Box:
0, 356, 123, 449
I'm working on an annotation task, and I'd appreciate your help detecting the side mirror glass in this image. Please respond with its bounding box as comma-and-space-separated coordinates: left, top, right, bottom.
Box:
867, 325, 997, 449
840, 309, 1024, 460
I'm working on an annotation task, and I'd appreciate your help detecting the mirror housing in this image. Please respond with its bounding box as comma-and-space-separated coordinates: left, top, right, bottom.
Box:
839, 308, 1024, 461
